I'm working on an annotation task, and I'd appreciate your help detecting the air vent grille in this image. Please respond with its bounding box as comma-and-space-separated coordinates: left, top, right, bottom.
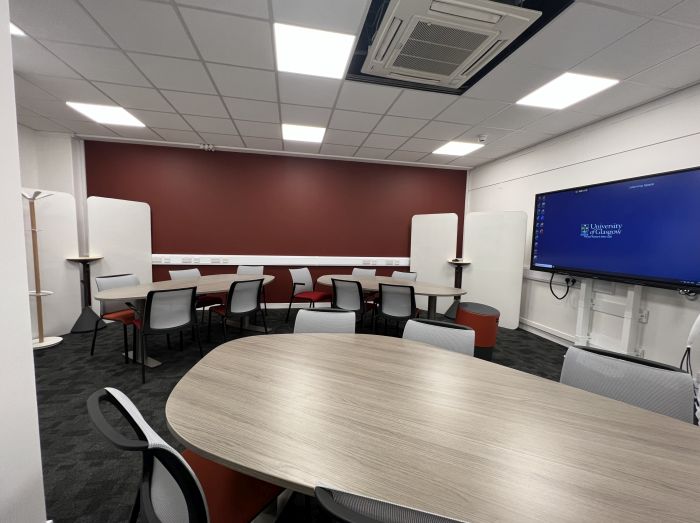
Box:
409, 21, 488, 49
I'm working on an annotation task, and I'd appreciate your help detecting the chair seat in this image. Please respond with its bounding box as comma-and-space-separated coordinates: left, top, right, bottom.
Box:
295, 290, 331, 302
102, 309, 136, 325
196, 294, 224, 308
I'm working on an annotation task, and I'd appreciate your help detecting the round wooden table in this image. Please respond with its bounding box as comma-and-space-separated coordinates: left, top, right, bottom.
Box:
166, 334, 700, 523
317, 274, 466, 319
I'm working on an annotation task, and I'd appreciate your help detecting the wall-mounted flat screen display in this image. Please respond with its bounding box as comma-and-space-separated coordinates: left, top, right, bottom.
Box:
530, 166, 700, 290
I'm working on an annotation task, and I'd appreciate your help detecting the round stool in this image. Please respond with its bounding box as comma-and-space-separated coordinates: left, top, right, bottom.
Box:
455, 302, 500, 361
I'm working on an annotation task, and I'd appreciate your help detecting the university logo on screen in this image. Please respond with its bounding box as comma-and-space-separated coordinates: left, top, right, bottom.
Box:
580, 223, 623, 239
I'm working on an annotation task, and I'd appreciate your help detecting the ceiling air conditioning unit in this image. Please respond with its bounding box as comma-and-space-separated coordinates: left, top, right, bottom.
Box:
362, 0, 541, 88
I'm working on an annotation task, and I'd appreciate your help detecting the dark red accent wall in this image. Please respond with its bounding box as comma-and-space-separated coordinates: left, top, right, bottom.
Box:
86, 141, 466, 301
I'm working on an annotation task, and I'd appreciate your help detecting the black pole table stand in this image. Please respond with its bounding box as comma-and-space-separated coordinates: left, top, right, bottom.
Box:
67, 256, 106, 333
444, 258, 470, 320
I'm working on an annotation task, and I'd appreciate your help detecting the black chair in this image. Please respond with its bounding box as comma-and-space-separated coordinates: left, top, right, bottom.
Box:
315, 487, 461, 523
209, 278, 267, 338
91, 274, 140, 362
374, 283, 416, 334
87, 387, 209, 523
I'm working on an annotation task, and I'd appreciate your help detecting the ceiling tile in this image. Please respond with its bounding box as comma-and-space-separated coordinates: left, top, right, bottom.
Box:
129, 53, 216, 94
355, 147, 392, 160
271, 0, 369, 34
481, 105, 553, 130
113, 126, 164, 140
184, 115, 237, 134
320, 143, 357, 156
388, 91, 456, 119
43, 42, 148, 86
180, 8, 274, 68
510, 3, 646, 70
280, 104, 331, 127
324, 129, 367, 146
235, 120, 282, 138
284, 141, 321, 154
524, 111, 600, 135
18, 99, 92, 121
363, 134, 406, 148
373, 115, 427, 136
450, 155, 481, 167
130, 110, 191, 130
661, 0, 700, 26
336, 81, 401, 114
456, 126, 512, 144
465, 59, 561, 103
629, 44, 700, 89
82, 0, 197, 58
13, 75, 59, 101
208, 63, 277, 101
573, 20, 700, 79
400, 137, 443, 153
16, 105, 39, 118
162, 91, 227, 117
92, 83, 172, 111
175, 0, 269, 18
199, 132, 244, 147
415, 121, 471, 140
436, 98, 509, 125
243, 136, 283, 150
59, 120, 117, 136
9, 0, 113, 46
420, 154, 455, 165
595, 0, 681, 16
151, 128, 201, 143
278, 73, 341, 107
224, 98, 279, 123
571, 81, 669, 116
23, 75, 112, 103
488, 130, 555, 152
11, 38, 81, 78
329, 110, 381, 132
387, 150, 424, 162
17, 115, 70, 132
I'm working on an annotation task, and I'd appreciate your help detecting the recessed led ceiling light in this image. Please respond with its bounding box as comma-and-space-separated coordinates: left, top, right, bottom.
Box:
282, 123, 325, 143
10, 23, 25, 36
66, 102, 145, 127
516, 72, 619, 110
274, 23, 355, 79
433, 141, 484, 156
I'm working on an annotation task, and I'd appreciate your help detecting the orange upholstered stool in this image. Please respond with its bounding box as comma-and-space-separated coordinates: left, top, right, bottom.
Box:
455, 302, 500, 361
182, 449, 284, 523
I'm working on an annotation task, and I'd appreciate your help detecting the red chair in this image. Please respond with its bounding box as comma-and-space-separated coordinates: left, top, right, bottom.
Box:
456, 302, 500, 361
285, 267, 331, 322
91, 274, 140, 363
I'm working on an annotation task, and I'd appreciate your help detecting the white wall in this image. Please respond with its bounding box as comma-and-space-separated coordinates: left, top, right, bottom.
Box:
467, 82, 700, 370
0, 1, 47, 520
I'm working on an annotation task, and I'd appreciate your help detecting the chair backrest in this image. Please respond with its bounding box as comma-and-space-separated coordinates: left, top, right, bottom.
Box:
87, 388, 209, 523
315, 487, 460, 523
169, 268, 201, 280
143, 287, 197, 332
227, 279, 263, 315
237, 265, 264, 275
403, 319, 474, 356
560, 346, 694, 423
95, 274, 140, 314
379, 284, 416, 319
294, 309, 356, 334
391, 271, 417, 282
289, 267, 313, 294
352, 268, 376, 277
332, 279, 364, 313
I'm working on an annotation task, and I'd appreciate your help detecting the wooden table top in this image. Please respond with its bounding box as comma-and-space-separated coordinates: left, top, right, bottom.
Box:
317, 274, 466, 297
166, 334, 700, 523
94, 273, 274, 301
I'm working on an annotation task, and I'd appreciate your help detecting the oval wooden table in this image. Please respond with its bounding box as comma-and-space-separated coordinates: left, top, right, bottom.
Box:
166, 334, 700, 523
317, 274, 466, 319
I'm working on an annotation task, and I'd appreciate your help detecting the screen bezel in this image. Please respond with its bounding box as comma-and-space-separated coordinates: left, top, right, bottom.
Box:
529, 165, 700, 291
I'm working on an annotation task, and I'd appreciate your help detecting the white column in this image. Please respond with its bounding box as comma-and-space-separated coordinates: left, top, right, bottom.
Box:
0, 1, 48, 521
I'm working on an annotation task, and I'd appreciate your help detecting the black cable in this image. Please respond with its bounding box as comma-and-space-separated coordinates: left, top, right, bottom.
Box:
549, 273, 573, 300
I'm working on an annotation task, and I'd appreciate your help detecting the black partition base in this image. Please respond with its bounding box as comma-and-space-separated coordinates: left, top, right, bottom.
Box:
71, 306, 106, 334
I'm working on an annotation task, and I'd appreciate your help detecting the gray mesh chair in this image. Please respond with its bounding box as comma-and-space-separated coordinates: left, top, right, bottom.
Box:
315, 487, 460, 523
391, 271, 417, 282
352, 267, 376, 277
375, 283, 416, 334
237, 266, 267, 314
91, 274, 140, 362
403, 319, 474, 356
87, 387, 209, 522
136, 287, 201, 383
286, 267, 331, 322
294, 309, 356, 334
332, 278, 366, 322
170, 268, 223, 323
560, 346, 694, 423
211, 279, 267, 338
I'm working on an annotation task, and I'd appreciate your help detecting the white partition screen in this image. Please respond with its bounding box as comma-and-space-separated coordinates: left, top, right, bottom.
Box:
22, 188, 81, 337
410, 213, 458, 314
87, 196, 152, 311
462, 211, 527, 329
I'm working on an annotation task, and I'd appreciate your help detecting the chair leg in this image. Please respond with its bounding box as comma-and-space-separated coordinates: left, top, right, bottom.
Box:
90, 318, 101, 356
140, 335, 147, 384
194, 324, 203, 357
128, 488, 141, 523
285, 297, 294, 322
207, 309, 213, 341
122, 323, 129, 364
261, 309, 268, 334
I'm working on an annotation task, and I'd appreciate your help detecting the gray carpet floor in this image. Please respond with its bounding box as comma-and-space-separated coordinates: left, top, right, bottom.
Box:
33, 308, 566, 522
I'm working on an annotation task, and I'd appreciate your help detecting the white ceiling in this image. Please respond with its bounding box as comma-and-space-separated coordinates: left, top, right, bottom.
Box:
10, 0, 700, 169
